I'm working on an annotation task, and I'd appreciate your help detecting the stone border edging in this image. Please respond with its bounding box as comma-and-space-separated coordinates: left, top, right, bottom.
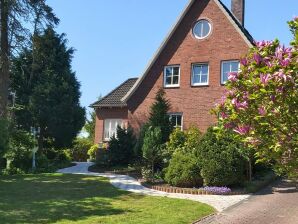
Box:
147, 185, 247, 195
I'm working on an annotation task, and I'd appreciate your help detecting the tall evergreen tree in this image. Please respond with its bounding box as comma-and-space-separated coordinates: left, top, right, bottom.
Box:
11, 28, 85, 150
148, 89, 173, 143
0, 0, 59, 118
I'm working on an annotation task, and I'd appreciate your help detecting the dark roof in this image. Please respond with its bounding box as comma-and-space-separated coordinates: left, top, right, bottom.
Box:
90, 78, 138, 108
218, 0, 254, 45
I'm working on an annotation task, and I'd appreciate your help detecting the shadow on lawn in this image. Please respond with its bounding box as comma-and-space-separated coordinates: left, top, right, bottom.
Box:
0, 174, 143, 224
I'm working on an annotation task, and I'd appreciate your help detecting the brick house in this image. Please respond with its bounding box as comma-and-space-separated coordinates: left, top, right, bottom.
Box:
91, 0, 253, 143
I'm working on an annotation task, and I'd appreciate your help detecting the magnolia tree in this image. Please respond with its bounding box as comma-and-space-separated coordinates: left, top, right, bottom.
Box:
215, 17, 298, 178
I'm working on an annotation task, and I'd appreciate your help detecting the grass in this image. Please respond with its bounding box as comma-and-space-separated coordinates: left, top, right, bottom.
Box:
0, 174, 214, 224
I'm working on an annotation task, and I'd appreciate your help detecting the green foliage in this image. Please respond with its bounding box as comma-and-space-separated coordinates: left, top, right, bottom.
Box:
133, 123, 150, 160
215, 18, 298, 178
107, 126, 136, 166
88, 144, 99, 161
0, 119, 9, 159
10, 28, 85, 150
166, 128, 186, 155
5, 129, 35, 172
148, 89, 173, 143
196, 128, 246, 186
142, 127, 163, 178
84, 110, 96, 142
71, 138, 93, 162
164, 150, 202, 187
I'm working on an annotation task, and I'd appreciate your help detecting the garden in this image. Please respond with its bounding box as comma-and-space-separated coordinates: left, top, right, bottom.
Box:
88, 17, 298, 194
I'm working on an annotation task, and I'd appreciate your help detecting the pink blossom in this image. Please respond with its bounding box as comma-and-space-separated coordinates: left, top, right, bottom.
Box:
231, 98, 248, 110
227, 90, 235, 97
234, 125, 251, 135
253, 53, 262, 64
263, 57, 273, 67
240, 57, 248, 66
258, 106, 266, 116
280, 58, 291, 67
228, 72, 239, 82
255, 40, 273, 49
260, 74, 271, 85
224, 123, 234, 129
220, 112, 228, 119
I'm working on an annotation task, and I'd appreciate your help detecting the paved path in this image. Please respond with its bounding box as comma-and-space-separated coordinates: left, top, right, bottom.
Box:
58, 162, 250, 212
196, 180, 298, 224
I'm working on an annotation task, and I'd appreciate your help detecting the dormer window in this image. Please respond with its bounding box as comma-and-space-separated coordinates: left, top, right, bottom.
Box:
164, 65, 180, 88
193, 19, 212, 39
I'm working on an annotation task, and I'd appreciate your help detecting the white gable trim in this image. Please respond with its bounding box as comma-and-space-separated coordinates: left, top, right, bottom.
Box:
122, 0, 253, 102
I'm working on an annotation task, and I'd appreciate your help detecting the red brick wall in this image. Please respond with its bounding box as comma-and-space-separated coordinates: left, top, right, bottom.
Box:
94, 107, 128, 143
127, 0, 250, 133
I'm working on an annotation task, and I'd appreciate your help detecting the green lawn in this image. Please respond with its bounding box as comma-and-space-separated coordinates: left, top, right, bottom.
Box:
0, 174, 214, 224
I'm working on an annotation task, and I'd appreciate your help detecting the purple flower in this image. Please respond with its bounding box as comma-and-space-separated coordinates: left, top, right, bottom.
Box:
224, 122, 234, 129
220, 112, 228, 119
253, 53, 262, 64
228, 72, 239, 82
231, 98, 248, 110
240, 57, 248, 66
200, 186, 232, 195
280, 58, 291, 67
260, 74, 271, 85
258, 106, 266, 116
234, 125, 250, 135
270, 95, 276, 102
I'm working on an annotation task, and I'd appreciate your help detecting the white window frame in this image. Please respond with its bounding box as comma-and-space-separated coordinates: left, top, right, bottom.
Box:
169, 113, 183, 130
221, 60, 240, 84
193, 19, 212, 40
164, 65, 180, 88
191, 63, 209, 86
104, 119, 123, 141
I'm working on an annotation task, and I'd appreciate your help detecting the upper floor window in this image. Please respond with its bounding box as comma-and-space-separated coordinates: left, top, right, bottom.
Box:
192, 63, 209, 86
164, 65, 180, 88
104, 119, 123, 141
193, 19, 212, 39
221, 60, 240, 84
169, 113, 183, 130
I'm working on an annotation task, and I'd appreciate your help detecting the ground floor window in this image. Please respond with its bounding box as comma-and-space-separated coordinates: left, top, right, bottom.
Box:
169, 113, 183, 130
104, 119, 123, 141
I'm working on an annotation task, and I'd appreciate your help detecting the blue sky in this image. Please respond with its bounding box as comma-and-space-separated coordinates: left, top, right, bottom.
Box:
47, 0, 297, 114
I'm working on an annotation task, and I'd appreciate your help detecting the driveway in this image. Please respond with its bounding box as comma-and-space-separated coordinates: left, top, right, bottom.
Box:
196, 180, 298, 224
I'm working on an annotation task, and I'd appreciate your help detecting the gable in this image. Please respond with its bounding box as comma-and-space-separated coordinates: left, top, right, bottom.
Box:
122, 0, 253, 104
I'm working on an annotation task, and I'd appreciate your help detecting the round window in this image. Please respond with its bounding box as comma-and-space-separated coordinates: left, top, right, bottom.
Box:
193, 19, 211, 39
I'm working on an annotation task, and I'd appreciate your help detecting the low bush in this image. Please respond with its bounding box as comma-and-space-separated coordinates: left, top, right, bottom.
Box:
71, 138, 93, 162
108, 126, 135, 166
196, 128, 246, 186
164, 150, 202, 187
88, 144, 99, 161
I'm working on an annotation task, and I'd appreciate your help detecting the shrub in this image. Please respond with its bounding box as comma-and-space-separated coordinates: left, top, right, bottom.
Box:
88, 144, 99, 161
71, 138, 93, 162
0, 119, 9, 159
142, 126, 163, 178
166, 128, 186, 155
196, 128, 246, 186
108, 126, 136, 166
5, 129, 35, 172
148, 89, 173, 143
164, 150, 202, 187
133, 123, 150, 160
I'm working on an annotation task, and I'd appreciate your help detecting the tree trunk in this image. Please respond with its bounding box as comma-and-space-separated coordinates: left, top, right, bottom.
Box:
38, 127, 44, 152
0, 0, 9, 118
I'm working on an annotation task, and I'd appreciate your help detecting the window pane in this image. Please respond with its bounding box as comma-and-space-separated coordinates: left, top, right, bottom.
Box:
172, 75, 179, 85
202, 65, 208, 75
202, 21, 210, 36
173, 67, 179, 76
176, 115, 182, 126
166, 76, 172, 85
166, 67, 172, 76
231, 62, 240, 72
193, 74, 200, 84
201, 75, 208, 83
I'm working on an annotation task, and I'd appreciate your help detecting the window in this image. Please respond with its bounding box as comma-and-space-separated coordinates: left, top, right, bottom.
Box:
104, 119, 123, 141
193, 19, 211, 39
164, 65, 180, 87
169, 113, 183, 130
221, 61, 240, 84
192, 64, 209, 86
